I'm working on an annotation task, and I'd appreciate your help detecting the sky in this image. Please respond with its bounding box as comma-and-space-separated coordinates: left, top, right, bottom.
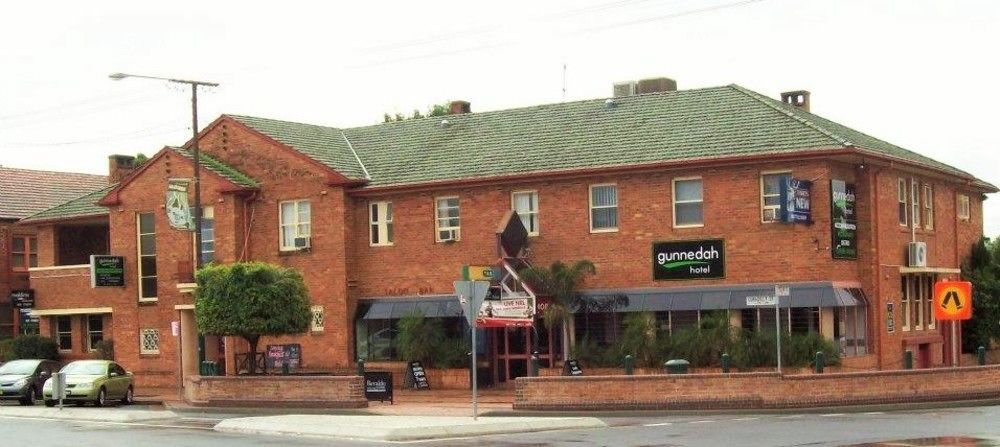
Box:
0, 0, 997, 236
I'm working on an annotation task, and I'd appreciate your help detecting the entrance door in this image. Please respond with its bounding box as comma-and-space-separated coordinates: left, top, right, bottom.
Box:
492, 324, 562, 385
918, 343, 931, 369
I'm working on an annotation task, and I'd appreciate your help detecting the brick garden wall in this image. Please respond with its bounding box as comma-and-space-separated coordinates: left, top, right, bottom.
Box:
514, 365, 1000, 410
183, 374, 367, 408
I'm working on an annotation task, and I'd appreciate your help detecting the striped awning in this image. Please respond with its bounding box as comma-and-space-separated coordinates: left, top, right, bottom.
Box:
357, 296, 463, 320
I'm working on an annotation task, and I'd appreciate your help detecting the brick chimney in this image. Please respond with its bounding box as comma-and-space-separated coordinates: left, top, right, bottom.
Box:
636, 77, 677, 94
108, 154, 136, 184
449, 100, 471, 115
781, 90, 811, 112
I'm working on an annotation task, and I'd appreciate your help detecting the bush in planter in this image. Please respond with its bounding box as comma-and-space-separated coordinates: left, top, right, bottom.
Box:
397, 310, 468, 368
620, 312, 658, 367
435, 337, 470, 369
92, 339, 115, 360
0, 338, 13, 361
570, 337, 620, 368
730, 329, 776, 370
784, 333, 841, 367
5, 335, 59, 361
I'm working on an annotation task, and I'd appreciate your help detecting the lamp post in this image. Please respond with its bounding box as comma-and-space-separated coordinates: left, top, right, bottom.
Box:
109, 73, 218, 271
109, 73, 218, 386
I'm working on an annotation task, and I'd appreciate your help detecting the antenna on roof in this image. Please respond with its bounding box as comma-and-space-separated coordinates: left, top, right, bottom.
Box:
561, 63, 567, 102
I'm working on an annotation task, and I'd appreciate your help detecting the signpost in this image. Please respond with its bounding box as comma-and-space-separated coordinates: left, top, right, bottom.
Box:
454, 280, 490, 420
933, 281, 973, 367
747, 286, 787, 374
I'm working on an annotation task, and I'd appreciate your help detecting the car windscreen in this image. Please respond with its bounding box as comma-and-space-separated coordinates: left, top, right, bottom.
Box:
60, 363, 107, 375
0, 360, 38, 375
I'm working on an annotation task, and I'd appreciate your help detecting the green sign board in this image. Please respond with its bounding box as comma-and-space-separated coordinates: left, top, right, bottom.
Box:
90, 255, 126, 287
830, 180, 858, 259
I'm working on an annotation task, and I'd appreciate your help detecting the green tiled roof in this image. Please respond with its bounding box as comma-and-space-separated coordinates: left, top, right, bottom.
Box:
21, 184, 116, 222
227, 85, 990, 189
172, 147, 258, 188
227, 115, 368, 180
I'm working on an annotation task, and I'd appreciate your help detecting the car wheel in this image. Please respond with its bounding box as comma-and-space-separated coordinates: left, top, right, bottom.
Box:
19, 387, 37, 406
95, 387, 107, 407
121, 387, 134, 405
44, 399, 56, 407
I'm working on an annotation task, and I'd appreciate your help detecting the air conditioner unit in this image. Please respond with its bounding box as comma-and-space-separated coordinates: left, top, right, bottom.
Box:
294, 236, 311, 249
908, 241, 927, 267
439, 229, 459, 242
763, 207, 780, 223
613, 81, 637, 98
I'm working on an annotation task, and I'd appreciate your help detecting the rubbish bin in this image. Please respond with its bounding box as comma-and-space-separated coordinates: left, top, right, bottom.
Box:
200, 361, 218, 376
664, 359, 690, 374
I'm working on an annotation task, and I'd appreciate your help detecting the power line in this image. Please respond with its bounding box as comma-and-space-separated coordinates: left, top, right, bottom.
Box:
0, 124, 187, 148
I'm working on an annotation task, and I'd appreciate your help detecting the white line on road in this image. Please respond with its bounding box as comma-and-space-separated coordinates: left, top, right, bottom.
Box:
731, 417, 759, 421
778, 415, 803, 419
820, 413, 846, 417
643, 422, 673, 427
688, 420, 715, 424
862, 412, 885, 415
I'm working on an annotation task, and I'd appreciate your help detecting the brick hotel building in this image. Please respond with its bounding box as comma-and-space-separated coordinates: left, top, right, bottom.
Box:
14, 80, 994, 389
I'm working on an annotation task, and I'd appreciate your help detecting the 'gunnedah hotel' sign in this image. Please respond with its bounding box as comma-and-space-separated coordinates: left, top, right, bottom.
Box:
652, 239, 725, 280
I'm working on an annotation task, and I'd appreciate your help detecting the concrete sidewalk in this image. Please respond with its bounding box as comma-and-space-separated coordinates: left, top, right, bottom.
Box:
0, 406, 178, 423
214, 414, 607, 442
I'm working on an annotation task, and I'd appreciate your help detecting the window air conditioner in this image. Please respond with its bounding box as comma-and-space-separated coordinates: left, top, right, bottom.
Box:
907, 241, 927, 267
439, 229, 458, 242
294, 236, 311, 249
613, 81, 637, 98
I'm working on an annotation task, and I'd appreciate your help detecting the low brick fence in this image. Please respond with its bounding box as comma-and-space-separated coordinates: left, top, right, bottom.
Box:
514, 365, 1000, 411
184, 375, 367, 408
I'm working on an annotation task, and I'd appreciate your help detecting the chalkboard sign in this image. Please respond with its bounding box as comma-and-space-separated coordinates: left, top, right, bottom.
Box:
364, 371, 393, 403
265, 344, 302, 371
10, 289, 34, 308
564, 359, 584, 376
90, 255, 125, 287
409, 361, 429, 389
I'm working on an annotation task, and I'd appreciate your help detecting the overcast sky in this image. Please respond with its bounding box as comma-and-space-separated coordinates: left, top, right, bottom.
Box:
1, 0, 997, 236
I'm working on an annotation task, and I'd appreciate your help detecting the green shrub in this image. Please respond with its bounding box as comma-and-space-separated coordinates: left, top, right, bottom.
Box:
731, 329, 776, 370
784, 333, 841, 367
619, 312, 658, 367
396, 311, 468, 368
0, 338, 13, 362
731, 331, 841, 370
92, 339, 115, 360
5, 335, 59, 361
570, 337, 621, 368
434, 337, 470, 369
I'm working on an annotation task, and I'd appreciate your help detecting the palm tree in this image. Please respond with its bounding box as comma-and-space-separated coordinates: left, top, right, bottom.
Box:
519, 260, 596, 360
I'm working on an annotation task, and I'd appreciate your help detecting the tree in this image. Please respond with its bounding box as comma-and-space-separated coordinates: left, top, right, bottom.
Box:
382, 102, 451, 123
962, 237, 1000, 352
195, 262, 312, 374
519, 260, 596, 359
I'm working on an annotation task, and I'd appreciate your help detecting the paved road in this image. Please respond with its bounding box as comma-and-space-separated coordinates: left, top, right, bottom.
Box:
1, 404, 998, 446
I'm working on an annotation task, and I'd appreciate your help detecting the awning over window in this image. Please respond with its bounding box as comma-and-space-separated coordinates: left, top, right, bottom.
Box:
357, 295, 463, 320
579, 282, 866, 313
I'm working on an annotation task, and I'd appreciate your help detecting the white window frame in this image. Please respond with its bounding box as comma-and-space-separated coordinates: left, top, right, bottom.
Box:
910, 179, 920, 229
435, 196, 461, 242
86, 315, 103, 352
672, 177, 704, 228
279, 200, 311, 251
898, 178, 908, 226
923, 184, 933, 230
925, 275, 936, 330
589, 184, 619, 233
760, 171, 790, 223
140, 328, 160, 355
200, 206, 215, 263
958, 194, 970, 221
369, 201, 394, 247
511, 190, 539, 236
901, 275, 911, 332
137, 212, 157, 302
311, 305, 325, 332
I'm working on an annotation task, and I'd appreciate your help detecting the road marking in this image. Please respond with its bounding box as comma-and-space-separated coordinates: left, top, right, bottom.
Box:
862, 411, 885, 415
0, 415, 214, 431
820, 413, 846, 417
643, 422, 673, 427
778, 415, 803, 419
731, 417, 759, 421
688, 420, 715, 424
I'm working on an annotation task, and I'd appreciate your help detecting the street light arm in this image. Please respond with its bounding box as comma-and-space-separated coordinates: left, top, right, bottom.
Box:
107, 72, 219, 87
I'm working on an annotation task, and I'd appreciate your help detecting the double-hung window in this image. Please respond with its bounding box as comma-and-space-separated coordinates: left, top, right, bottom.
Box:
958, 194, 970, 221
56, 316, 72, 351
369, 201, 394, 246
512, 191, 539, 236
898, 178, 908, 226
589, 184, 618, 232
435, 197, 460, 242
9, 236, 37, 271
137, 213, 157, 301
923, 184, 934, 230
910, 179, 920, 228
673, 178, 704, 227
200, 206, 215, 264
87, 315, 103, 351
280, 200, 311, 250
760, 172, 790, 222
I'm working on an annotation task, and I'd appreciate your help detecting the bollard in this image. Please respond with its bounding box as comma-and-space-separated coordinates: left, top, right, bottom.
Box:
814, 351, 825, 374
904, 350, 913, 370
721, 353, 731, 373
624, 355, 634, 375
530, 353, 540, 377
282, 361, 290, 375
357, 359, 365, 376
978, 346, 987, 366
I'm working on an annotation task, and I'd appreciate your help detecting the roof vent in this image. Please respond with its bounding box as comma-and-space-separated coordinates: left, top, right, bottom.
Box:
440, 119, 450, 128
613, 81, 637, 97
449, 100, 471, 114
604, 98, 616, 109
781, 90, 811, 112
